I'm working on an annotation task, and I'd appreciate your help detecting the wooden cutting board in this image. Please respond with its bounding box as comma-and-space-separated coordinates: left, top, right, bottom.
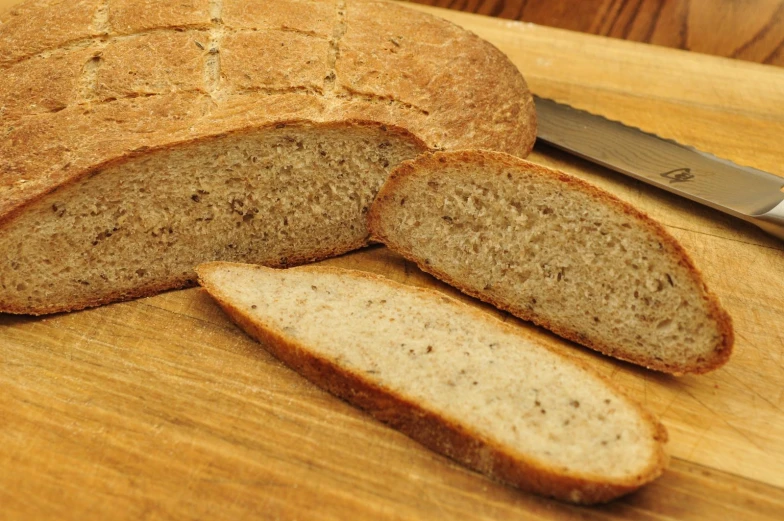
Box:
2, 1, 783, 519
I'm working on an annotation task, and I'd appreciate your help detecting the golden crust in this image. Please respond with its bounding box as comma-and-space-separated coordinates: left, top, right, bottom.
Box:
95, 29, 209, 100
0, 0, 102, 67
222, 0, 337, 35
196, 262, 668, 504
368, 150, 734, 375
221, 30, 331, 93
0, 0, 536, 224
109, 0, 212, 35
0, 46, 93, 119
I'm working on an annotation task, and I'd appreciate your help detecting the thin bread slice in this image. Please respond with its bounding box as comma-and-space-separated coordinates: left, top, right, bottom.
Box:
368, 151, 734, 375
196, 262, 668, 504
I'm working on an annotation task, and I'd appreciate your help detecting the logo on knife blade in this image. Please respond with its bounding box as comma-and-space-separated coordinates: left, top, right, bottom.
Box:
660, 168, 695, 184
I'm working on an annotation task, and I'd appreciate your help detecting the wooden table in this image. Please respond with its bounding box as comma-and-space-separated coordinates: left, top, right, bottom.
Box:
405, 0, 784, 67
2, 1, 784, 519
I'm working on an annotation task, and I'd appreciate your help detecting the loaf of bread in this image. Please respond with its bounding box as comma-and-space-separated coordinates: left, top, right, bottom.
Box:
368, 151, 734, 374
196, 262, 668, 504
0, 0, 536, 314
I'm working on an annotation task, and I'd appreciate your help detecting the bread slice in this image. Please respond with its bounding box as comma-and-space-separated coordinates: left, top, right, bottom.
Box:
0, 0, 536, 314
368, 151, 734, 375
196, 262, 668, 504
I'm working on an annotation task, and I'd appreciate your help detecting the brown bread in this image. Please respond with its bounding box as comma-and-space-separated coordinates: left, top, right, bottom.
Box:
0, 0, 536, 314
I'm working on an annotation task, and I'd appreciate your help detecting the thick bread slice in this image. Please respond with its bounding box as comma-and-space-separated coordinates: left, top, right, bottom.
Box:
196, 262, 668, 504
0, 122, 425, 314
0, 0, 536, 314
368, 151, 734, 375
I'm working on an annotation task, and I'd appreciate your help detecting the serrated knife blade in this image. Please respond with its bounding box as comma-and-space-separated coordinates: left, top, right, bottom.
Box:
534, 95, 784, 241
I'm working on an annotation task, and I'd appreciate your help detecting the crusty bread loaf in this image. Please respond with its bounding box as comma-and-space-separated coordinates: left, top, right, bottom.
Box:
196, 262, 669, 504
368, 151, 734, 374
0, 0, 536, 314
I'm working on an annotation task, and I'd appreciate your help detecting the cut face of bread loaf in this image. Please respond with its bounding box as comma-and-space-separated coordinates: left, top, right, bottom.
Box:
0, 0, 536, 314
369, 151, 734, 375
0, 122, 424, 313
196, 262, 668, 504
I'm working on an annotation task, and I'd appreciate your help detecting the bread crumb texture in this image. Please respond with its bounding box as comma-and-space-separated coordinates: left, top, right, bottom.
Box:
0, 124, 423, 313
369, 151, 733, 374
196, 263, 668, 504
0, 0, 536, 314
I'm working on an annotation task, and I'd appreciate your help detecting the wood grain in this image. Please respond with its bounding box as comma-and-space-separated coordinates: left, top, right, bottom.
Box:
405, 0, 784, 67
2, 0, 784, 519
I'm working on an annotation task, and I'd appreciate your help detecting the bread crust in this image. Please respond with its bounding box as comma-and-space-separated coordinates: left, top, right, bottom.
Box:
368, 150, 734, 375
196, 262, 669, 504
0, 0, 536, 223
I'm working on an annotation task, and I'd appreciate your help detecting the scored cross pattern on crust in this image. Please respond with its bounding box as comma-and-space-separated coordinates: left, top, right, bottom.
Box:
0, 0, 535, 221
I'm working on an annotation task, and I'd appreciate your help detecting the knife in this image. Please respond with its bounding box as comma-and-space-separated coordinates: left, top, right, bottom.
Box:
533, 95, 784, 241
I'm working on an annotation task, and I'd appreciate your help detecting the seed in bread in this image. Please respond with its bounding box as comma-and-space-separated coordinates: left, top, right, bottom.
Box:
196, 262, 669, 504
368, 151, 734, 374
